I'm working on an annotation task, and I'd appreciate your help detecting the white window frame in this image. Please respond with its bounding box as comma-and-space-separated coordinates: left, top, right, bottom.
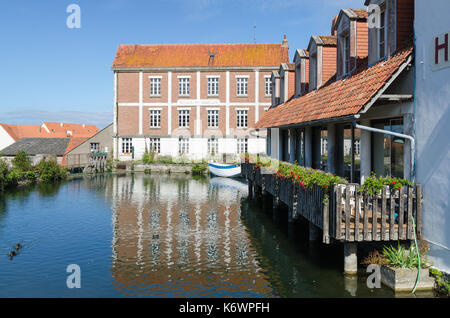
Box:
378, 9, 386, 60
178, 109, 190, 128
207, 137, 219, 155
149, 137, 160, 154
149, 76, 162, 96
236, 138, 248, 154
207, 76, 219, 96
207, 109, 219, 128
236, 76, 248, 96
90, 142, 99, 153
178, 77, 190, 96
309, 52, 317, 91
121, 138, 133, 154
343, 33, 351, 75
236, 109, 248, 128
178, 137, 189, 154
149, 109, 161, 128
264, 76, 272, 96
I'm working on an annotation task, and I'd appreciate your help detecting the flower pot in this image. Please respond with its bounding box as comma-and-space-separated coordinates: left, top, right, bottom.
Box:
380, 265, 435, 292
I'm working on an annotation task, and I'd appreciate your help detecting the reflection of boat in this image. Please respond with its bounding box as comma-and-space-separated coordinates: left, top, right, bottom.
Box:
209, 177, 248, 193
208, 162, 241, 178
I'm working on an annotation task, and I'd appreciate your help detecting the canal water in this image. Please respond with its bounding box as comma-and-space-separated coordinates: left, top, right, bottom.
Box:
0, 173, 399, 297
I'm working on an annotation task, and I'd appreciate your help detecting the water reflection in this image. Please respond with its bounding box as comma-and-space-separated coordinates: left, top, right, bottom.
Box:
110, 173, 273, 297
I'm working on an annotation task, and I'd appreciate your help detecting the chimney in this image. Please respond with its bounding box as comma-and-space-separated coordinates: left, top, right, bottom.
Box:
281, 34, 289, 49
331, 15, 338, 36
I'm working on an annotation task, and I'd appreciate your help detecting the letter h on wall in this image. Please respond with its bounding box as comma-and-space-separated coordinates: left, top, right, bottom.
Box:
435, 33, 449, 65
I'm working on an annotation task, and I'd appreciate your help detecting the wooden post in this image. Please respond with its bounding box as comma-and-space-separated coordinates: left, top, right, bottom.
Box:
372, 193, 378, 241
355, 185, 361, 241
350, 126, 355, 183
345, 184, 352, 241
416, 184, 422, 239
381, 186, 387, 240
390, 188, 396, 240
323, 196, 330, 244
335, 185, 342, 240
399, 187, 405, 240
407, 186, 413, 240
363, 194, 369, 241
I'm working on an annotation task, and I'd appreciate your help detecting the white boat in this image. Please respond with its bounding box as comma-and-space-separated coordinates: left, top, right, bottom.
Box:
208, 162, 241, 178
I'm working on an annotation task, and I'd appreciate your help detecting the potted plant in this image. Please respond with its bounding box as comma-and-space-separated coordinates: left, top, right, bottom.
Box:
377, 243, 435, 292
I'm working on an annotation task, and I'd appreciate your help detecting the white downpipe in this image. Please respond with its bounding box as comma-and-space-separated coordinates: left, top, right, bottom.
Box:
353, 120, 415, 181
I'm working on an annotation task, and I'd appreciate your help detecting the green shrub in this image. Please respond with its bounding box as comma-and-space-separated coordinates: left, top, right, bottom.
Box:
142, 149, 155, 164
430, 268, 450, 296
157, 155, 173, 164
192, 163, 207, 175
359, 172, 414, 195
0, 159, 10, 190
7, 168, 24, 186
36, 160, 68, 182
12, 151, 32, 172
382, 243, 426, 269
25, 171, 37, 182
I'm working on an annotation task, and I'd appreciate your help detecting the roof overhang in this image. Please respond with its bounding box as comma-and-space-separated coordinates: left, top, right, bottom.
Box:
111, 65, 280, 72
359, 54, 413, 114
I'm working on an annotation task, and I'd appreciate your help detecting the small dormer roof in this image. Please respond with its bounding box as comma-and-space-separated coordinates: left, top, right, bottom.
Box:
307, 35, 337, 52
271, 70, 280, 79
294, 49, 309, 63
335, 8, 368, 27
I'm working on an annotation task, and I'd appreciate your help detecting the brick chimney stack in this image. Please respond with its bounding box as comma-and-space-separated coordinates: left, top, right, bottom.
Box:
281, 34, 289, 49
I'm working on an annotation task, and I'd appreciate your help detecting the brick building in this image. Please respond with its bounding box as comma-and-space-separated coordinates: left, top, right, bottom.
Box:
111, 38, 289, 161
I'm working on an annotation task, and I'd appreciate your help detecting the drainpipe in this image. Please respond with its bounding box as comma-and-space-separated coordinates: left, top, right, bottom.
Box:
352, 116, 415, 182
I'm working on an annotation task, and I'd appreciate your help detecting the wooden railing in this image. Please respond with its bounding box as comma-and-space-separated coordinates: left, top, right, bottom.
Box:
330, 184, 422, 242
241, 162, 422, 244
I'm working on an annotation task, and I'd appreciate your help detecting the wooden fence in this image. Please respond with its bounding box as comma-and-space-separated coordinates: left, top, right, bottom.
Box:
241, 162, 422, 244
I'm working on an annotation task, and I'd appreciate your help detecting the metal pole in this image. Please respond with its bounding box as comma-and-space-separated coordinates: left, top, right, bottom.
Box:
352, 120, 415, 181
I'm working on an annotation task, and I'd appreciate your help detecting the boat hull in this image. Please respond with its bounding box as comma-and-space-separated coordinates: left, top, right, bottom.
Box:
208, 163, 241, 178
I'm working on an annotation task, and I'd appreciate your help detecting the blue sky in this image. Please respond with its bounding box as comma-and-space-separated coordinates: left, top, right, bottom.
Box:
0, 0, 365, 129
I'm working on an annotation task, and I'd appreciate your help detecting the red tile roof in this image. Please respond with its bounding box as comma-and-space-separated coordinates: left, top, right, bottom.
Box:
350, 8, 369, 19
112, 43, 289, 68
42, 122, 99, 138
0, 124, 47, 140
65, 138, 88, 155
0, 123, 99, 140
255, 46, 413, 129
318, 36, 337, 46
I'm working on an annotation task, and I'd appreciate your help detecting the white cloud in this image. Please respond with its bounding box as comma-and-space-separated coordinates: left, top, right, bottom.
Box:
0, 109, 113, 130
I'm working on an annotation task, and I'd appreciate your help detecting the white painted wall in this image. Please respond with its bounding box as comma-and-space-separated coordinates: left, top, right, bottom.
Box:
118, 137, 265, 162
270, 128, 280, 160
0, 126, 15, 151
415, 0, 450, 273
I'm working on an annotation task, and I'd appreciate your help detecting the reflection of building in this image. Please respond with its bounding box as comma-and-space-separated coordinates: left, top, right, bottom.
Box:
110, 174, 272, 296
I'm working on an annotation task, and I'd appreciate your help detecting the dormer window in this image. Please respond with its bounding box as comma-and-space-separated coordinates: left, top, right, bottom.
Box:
309, 52, 317, 91
343, 34, 351, 74
379, 9, 386, 60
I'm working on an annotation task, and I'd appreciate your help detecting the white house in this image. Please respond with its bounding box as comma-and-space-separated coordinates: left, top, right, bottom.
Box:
414, 0, 450, 273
